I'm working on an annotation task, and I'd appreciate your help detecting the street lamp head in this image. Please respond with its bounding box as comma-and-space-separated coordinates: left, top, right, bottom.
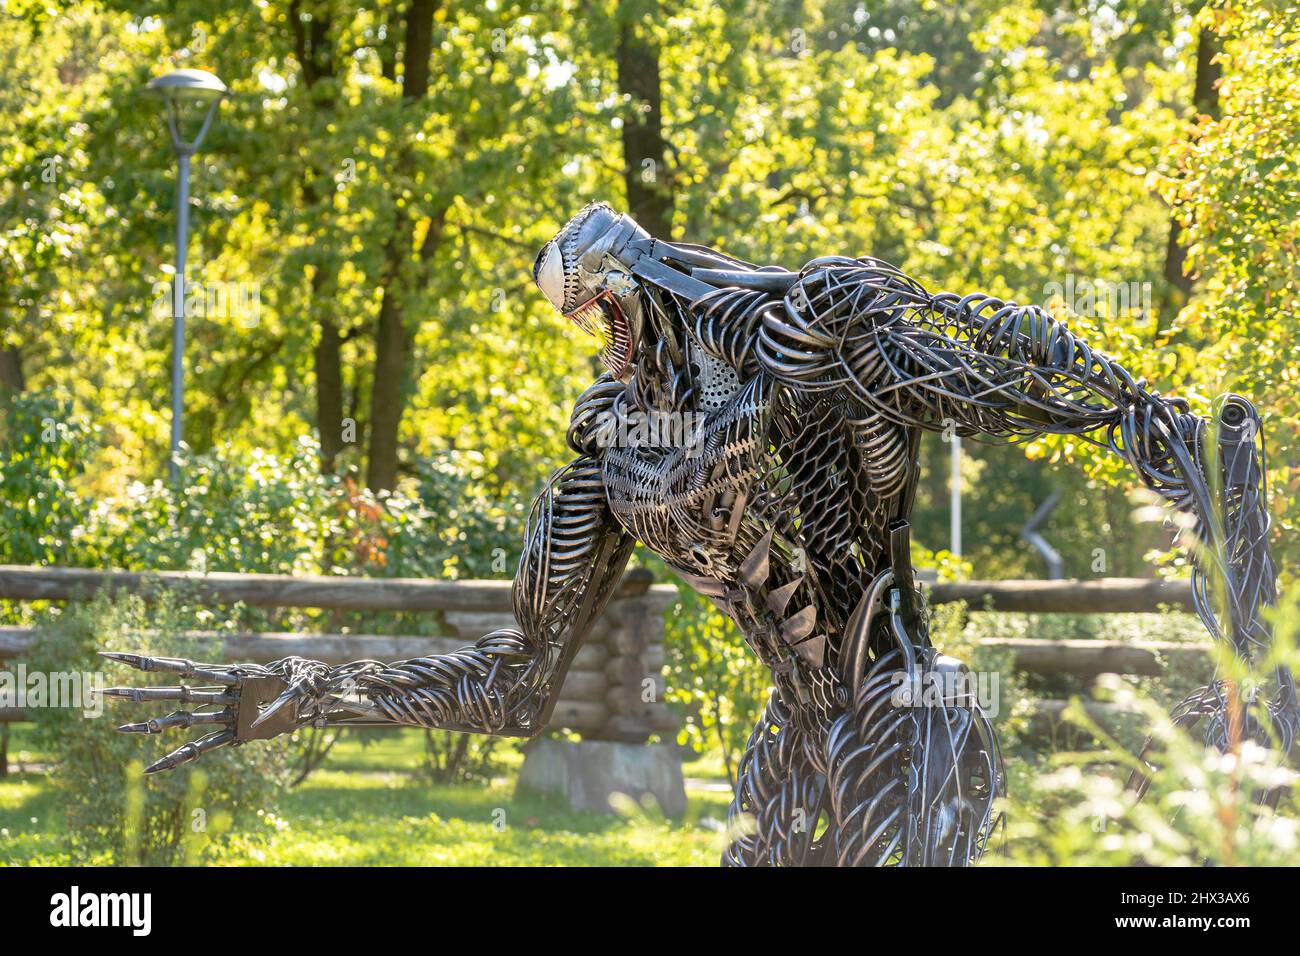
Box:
144, 69, 228, 154
145, 68, 228, 102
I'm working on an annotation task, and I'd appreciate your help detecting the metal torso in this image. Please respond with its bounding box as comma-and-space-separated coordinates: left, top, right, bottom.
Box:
587, 330, 920, 728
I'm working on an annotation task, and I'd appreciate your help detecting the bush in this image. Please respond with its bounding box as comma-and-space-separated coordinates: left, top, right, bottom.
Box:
0, 401, 522, 590
91, 438, 341, 577
25, 592, 290, 864
663, 581, 769, 786
1000, 679, 1298, 866
1000, 590, 1300, 865
0, 392, 96, 567
421, 729, 507, 786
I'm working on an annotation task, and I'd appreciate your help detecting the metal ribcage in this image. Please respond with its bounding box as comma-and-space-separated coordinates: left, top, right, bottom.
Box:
601, 375, 771, 576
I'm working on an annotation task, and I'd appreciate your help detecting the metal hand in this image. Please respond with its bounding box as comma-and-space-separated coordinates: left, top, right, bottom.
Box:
100, 652, 300, 773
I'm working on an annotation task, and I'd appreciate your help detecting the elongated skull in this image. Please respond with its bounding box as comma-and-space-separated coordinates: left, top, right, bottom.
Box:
532, 202, 649, 377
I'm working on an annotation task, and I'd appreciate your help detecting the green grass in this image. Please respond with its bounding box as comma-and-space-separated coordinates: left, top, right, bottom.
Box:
0, 727, 732, 866
227, 768, 730, 866
0, 771, 77, 865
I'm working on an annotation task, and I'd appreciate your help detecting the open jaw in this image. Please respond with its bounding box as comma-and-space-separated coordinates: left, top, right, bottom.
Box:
566, 288, 634, 376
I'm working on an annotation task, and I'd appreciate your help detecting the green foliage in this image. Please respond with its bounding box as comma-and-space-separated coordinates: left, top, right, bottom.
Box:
927, 600, 1035, 757
97, 438, 348, 576
0, 428, 519, 591
0, 0, 1260, 581
420, 729, 508, 786
0, 392, 97, 565
1002, 680, 1298, 865
1163, 0, 1300, 581
24, 593, 289, 864
1002, 586, 1300, 865
88, 440, 518, 581
663, 582, 769, 785
0, 727, 730, 866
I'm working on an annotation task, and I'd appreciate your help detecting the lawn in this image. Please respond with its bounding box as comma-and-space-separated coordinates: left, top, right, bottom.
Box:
0, 727, 734, 867
1, 610, 1289, 867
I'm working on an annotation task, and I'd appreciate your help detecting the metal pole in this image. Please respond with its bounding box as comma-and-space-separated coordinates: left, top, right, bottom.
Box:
950, 435, 962, 564
170, 151, 191, 481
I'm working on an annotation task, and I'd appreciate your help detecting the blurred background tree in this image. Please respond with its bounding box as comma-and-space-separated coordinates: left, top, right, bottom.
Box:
2, 0, 1298, 865
0, 0, 1293, 585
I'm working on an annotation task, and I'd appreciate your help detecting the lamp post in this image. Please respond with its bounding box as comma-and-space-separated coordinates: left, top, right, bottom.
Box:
144, 68, 227, 480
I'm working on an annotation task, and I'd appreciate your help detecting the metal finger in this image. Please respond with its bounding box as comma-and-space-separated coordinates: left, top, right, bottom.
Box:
117, 709, 233, 735
101, 686, 237, 705
143, 730, 236, 774
99, 652, 240, 685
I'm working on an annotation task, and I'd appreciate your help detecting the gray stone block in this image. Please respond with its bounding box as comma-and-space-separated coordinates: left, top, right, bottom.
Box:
517, 738, 687, 818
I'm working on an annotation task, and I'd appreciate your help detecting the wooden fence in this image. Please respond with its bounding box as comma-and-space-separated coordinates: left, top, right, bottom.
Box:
0, 565, 1194, 613
0, 565, 679, 741
0, 565, 1209, 731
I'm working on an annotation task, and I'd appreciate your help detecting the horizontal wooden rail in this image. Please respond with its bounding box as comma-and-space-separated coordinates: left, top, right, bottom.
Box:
0, 567, 680, 743
0, 566, 1194, 615
0, 627, 1209, 678
929, 577, 1193, 614
0, 696, 1156, 731
979, 637, 1209, 678
0, 625, 1209, 699
0, 568, 1202, 740
0, 627, 672, 736
0, 564, 659, 611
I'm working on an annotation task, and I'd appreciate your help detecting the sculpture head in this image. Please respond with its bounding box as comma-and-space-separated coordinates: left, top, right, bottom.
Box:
532, 202, 651, 378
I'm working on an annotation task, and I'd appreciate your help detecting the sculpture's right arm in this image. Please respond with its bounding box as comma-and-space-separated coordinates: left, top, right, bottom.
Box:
103, 454, 635, 773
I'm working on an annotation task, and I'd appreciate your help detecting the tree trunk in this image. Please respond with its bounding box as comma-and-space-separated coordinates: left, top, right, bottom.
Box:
315, 308, 345, 470
1192, 25, 1223, 118
288, 1, 347, 472
615, 0, 673, 239
366, 284, 408, 491
365, 0, 441, 491
0, 347, 24, 394
379, 4, 401, 82
1163, 26, 1222, 307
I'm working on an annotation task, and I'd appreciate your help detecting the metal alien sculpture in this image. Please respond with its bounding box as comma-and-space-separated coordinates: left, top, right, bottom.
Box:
105, 201, 1294, 866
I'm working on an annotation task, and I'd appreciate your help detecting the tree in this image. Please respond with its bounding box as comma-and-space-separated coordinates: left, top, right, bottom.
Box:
1163, 0, 1300, 577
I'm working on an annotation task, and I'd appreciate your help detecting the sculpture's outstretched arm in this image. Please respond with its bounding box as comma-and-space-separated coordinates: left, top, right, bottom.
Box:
754, 257, 1293, 744
103, 455, 635, 772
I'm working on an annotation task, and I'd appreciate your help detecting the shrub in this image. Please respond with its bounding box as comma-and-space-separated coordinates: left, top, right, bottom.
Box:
0, 392, 96, 567
421, 729, 507, 786
999, 679, 1298, 866
25, 592, 290, 864
1000, 590, 1300, 865
662, 579, 769, 786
